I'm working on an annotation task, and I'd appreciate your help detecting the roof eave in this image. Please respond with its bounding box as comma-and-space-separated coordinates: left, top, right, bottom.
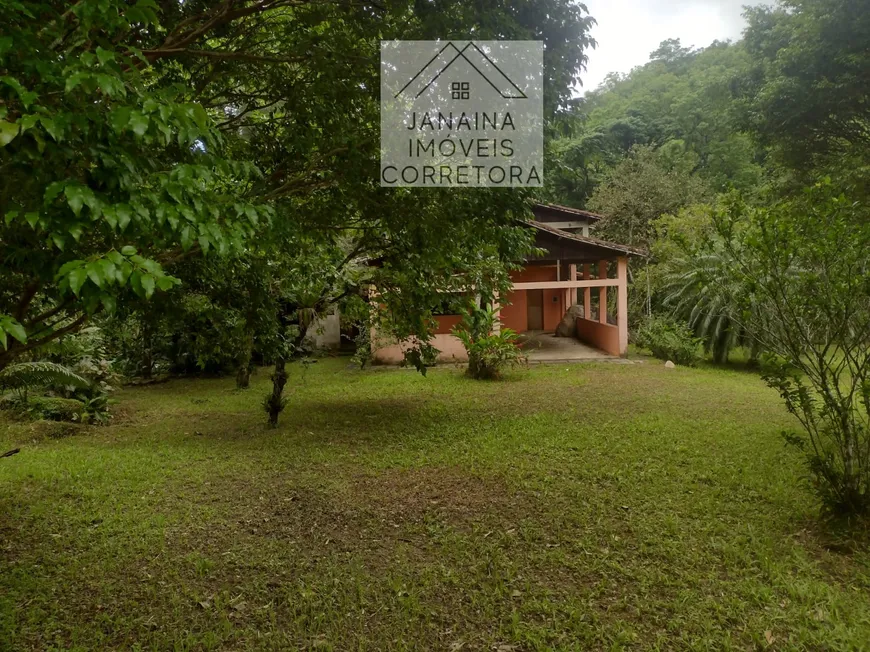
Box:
528, 220, 647, 258
531, 201, 605, 223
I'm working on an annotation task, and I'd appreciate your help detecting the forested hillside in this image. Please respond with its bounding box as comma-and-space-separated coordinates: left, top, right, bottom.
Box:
544, 0, 868, 324
546, 0, 869, 216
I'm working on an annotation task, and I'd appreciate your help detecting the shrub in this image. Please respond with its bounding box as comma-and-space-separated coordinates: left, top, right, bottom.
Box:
1, 392, 112, 424
0, 361, 91, 393
0, 361, 113, 424
453, 306, 525, 380
25, 396, 86, 422
401, 340, 440, 373
662, 249, 761, 364
634, 315, 702, 366
76, 388, 113, 424
42, 326, 119, 380
38, 328, 121, 421
705, 185, 870, 515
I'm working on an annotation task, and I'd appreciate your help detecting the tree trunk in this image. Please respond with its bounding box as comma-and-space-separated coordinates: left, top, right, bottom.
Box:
235, 330, 254, 389
140, 321, 154, 379
266, 358, 287, 427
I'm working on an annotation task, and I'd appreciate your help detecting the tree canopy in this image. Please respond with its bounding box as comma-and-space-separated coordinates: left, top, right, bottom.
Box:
1, 0, 596, 370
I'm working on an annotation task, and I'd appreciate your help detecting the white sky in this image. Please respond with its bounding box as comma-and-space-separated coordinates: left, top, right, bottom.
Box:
579, 0, 768, 92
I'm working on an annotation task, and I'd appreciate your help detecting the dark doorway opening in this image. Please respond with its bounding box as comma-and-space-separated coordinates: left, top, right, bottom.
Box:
527, 289, 544, 330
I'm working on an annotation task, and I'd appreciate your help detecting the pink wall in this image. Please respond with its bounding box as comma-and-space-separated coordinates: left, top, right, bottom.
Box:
372, 315, 466, 364
499, 290, 527, 332
511, 266, 555, 283
370, 260, 626, 365
433, 314, 462, 335
576, 317, 621, 356
372, 333, 468, 365
502, 265, 567, 333
543, 288, 565, 331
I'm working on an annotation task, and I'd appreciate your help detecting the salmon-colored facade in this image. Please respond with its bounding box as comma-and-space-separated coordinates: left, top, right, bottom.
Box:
500, 265, 568, 334
372, 204, 643, 364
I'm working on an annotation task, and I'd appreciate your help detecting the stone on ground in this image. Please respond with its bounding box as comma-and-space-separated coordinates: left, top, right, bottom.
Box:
555, 305, 585, 338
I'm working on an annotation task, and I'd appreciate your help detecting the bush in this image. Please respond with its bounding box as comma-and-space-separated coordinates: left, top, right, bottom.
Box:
0, 360, 113, 424
0, 393, 112, 424
634, 315, 702, 366
25, 396, 85, 422
706, 184, 870, 515
453, 306, 525, 380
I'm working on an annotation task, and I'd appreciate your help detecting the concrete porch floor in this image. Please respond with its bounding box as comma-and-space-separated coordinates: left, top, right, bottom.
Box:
516, 331, 615, 361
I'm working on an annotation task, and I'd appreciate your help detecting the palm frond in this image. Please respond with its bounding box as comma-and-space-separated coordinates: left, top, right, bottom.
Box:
659, 247, 761, 362
0, 362, 91, 391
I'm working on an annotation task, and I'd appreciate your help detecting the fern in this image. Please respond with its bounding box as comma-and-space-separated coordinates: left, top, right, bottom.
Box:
0, 362, 91, 391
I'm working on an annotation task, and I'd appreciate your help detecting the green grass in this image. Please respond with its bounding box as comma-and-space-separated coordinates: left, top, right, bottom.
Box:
2, 358, 869, 650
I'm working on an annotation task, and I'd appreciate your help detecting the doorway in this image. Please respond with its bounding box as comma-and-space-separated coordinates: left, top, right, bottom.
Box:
527, 289, 544, 330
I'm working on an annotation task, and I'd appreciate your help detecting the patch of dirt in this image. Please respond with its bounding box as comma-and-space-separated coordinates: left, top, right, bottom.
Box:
350, 466, 530, 529
788, 515, 870, 584
158, 465, 538, 570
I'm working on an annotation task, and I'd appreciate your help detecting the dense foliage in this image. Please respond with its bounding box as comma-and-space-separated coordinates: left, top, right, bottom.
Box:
0, 0, 271, 368
697, 184, 870, 514
540, 0, 870, 513
1, 0, 597, 424
633, 315, 702, 367
741, 0, 870, 174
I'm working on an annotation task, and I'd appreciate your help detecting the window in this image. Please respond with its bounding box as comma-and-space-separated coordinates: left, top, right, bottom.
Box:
451, 81, 470, 100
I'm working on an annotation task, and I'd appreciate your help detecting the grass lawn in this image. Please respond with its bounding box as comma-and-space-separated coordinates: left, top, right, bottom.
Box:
2, 358, 869, 650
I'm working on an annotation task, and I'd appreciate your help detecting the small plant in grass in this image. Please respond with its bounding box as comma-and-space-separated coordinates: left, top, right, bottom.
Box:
24, 396, 85, 422
634, 315, 702, 366
762, 355, 870, 515
453, 305, 525, 380
77, 388, 113, 425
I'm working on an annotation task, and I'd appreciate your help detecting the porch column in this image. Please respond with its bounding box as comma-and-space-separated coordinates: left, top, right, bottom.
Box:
617, 256, 628, 355
582, 264, 591, 319
565, 264, 577, 310
492, 291, 501, 334
598, 260, 608, 324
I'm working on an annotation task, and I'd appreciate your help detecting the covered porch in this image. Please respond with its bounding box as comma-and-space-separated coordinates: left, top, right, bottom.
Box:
369, 215, 644, 365
517, 331, 615, 361
496, 221, 644, 357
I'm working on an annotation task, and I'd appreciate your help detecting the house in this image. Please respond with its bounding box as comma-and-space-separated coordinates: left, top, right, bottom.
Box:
371, 203, 644, 363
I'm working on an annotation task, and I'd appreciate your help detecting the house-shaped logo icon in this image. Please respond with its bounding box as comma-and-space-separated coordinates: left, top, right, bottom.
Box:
380, 40, 543, 187
395, 41, 528, 100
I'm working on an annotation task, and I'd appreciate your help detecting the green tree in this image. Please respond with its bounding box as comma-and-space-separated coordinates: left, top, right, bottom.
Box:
0, 0, 591, 402
661, 247, 760, 364
581, 39, 762, 193
708, 182, 870, 515
587, 145, 709, 249
642, 203, 761, 364
741, 0, 870, 173
1, 0, 597, 415
0, 0, 271, 369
